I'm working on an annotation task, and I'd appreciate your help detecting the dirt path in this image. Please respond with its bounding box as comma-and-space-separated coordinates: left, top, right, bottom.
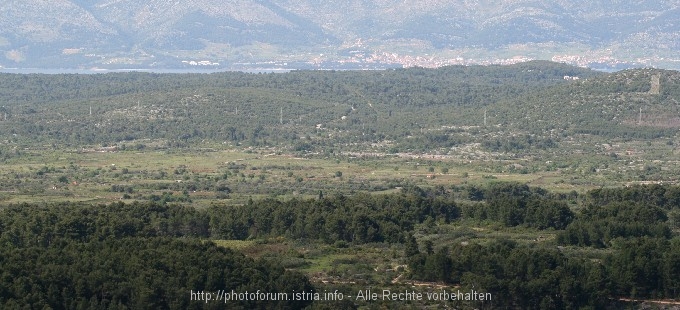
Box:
618, 298, 680, 306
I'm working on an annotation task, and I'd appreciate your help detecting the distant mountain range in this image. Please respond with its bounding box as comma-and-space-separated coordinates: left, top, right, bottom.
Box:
1, 0, 679, 70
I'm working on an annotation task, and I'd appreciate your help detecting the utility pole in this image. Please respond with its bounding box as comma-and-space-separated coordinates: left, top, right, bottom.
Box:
639, 107, 642, 125
483, 109, 486, 127
280, 107, 283, 125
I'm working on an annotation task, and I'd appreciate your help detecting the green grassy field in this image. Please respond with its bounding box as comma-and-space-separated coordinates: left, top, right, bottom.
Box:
1, 136, 675, 207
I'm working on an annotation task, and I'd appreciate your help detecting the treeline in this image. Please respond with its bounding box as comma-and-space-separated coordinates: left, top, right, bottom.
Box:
0, 203, 209, 245
216, 182, 576, 239
460, 183, 575, 229
0, 189, 458, 246
2, 183, 676, 247
0, 183, 577, 247
558, 184, 680, 247
206, 183, 575, 243
208, 189, 459, 243
0, 183, 577, 248
557, 202, 671, 247
408, 239, 610, 309
408, 236, 680, 307
585, 184, 680, 209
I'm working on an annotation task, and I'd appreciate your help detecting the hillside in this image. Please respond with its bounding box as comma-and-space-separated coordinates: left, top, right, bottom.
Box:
495, 68, 680, 137
1, 61, 679, 157
1, 1, 679, 69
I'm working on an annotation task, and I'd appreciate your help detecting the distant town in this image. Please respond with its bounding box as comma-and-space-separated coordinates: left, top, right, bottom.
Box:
186, 50, 680, 72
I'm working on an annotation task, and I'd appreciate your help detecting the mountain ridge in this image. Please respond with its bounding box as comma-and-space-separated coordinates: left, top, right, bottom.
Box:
1, 1, 679, 69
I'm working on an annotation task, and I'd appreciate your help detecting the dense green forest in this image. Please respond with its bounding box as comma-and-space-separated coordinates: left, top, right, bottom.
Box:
0, 202, 315, 309
2, 183, 679, 308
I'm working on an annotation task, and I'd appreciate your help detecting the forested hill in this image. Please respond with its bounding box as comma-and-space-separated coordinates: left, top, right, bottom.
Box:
493, 67, 680, 138
0, 61, 677, 152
